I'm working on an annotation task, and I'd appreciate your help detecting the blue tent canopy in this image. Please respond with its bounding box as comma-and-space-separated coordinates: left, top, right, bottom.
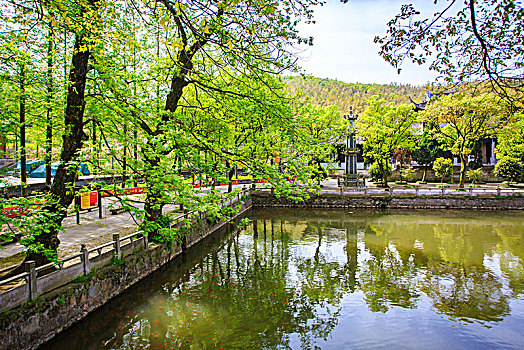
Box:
28, 162, 90, 178
15, 160, 46, 175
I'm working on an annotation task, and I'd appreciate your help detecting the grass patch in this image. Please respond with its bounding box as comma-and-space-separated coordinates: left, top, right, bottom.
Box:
73, 271, 94, 283
110, 254, 124, 266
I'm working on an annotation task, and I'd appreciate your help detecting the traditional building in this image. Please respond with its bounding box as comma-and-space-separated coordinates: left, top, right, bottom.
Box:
410, 92, 497, 167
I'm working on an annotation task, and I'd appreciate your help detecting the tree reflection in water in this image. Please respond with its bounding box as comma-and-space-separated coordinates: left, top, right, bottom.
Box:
41, 209, 524, 349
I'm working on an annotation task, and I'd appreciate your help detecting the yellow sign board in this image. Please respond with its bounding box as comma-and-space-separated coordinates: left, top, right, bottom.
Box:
80, 191, 98, 210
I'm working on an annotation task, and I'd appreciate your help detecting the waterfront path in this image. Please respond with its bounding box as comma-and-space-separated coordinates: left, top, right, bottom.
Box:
0, 183, 254, 269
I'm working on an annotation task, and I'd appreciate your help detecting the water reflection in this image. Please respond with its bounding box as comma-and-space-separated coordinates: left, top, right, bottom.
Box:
42, 209, 524, 349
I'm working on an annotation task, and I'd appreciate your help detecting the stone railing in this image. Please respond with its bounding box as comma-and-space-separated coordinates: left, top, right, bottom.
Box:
0, 231, 147, 313
252, 187, 524, 210
257, 186, 524, 197
0, 189, 249, 313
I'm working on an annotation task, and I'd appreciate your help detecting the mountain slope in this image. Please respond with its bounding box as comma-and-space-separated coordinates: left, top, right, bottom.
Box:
285, 76, 427, 114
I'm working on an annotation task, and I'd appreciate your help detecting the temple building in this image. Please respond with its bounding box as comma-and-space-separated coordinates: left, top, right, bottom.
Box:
410, 93, 498, 167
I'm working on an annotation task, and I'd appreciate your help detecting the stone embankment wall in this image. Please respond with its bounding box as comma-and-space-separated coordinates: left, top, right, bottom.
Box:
252, 192, 524, 210
0, 197, 251, 350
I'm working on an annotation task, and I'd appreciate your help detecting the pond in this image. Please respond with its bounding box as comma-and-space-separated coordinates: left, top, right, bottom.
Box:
41, 209, 524, 349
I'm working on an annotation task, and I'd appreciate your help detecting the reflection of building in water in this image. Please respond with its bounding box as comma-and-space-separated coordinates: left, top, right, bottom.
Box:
321, 227, 347, 236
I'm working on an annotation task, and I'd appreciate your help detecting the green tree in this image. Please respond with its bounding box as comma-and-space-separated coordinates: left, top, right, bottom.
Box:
0, 1, 65, 184
354, 97, 416, 187
94, 0, 325, 240
375, 1, 524, 109
368, 161, 391, 184
1, 0, 105, 270
401, 165, 417, 183
467, 168, 482, 186
433, 157, 453, 184
421, 93, 503, 188
496, 113, 524, 160
494, 156, 523, 183
70, 0, 334, 242
294, 104, 348, 185
412, 129, 443, 182
467, 140, 484, 170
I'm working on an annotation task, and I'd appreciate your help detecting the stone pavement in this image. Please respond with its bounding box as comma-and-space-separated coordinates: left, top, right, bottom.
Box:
0, 184, 253, 269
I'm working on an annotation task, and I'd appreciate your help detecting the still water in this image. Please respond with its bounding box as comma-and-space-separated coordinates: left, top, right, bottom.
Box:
42, 209, 524, 349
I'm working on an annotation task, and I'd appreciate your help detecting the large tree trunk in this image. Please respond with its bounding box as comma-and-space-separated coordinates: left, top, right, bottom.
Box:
141, 153, 167, 240
14, 18, 94, 271
19, 63, 27, 197
138, 0, 220, 235
140, 74, 188, 238
122, 120, 127, 187
45, 22, 53, 186
459, 154, 466, 188
227, 161, 235, 193
380, 160, 389, 188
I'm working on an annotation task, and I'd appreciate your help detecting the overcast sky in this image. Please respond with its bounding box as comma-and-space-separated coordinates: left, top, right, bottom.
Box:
294, 0, 444, 86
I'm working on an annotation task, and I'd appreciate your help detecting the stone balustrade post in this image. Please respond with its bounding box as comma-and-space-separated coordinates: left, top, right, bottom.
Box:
497, 186, 501, 196
415, 187, 419, 196
389, 188, 393, 196
80, 244, 90, 275
441, 188, 445, 196
143, 234, 149, 250
469, 188, 473, 196
364, 187, 368, 197
25, 261, 37, 301
113, 233, 121, 258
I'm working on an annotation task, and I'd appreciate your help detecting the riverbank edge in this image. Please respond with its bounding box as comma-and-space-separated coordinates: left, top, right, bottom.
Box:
0, 197, 252, 350
251, 191, 524, 210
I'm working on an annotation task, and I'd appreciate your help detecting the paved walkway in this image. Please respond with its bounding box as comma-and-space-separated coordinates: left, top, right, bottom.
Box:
0, 184, 252, 269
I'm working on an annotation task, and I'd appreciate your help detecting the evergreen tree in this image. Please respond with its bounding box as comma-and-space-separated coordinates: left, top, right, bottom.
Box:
412, 130, 443, 182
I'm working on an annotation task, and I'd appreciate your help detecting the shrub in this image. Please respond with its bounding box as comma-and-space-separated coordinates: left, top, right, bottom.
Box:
494, 156, 523, 183
433, 157, 453, 183
369, 161, 392, 184
144, 214, 174, 244
401, 165, 417, 182
467, 168, 483, 185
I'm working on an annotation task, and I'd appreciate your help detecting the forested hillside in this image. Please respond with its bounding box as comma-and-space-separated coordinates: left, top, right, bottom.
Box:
286, 76, 427, 113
